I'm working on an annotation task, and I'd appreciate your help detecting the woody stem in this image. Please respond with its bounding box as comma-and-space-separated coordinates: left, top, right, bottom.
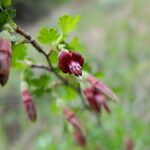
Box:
15, 26, 87, 108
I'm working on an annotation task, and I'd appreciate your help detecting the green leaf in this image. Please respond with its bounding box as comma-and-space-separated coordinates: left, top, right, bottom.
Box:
68, 37, 84, 52
24, 68, 34, 84
31, 74, 50, 87
50, 100, 61, 115
58, 15, 80, 34
83, 62, 92, 72
32, 88, 45, 97
0, 9, 15, 30
7, 9, 16, 19
38, 27, 59, 45
55, 86, 77, 102
13, 44, 27, 60
12, 43, 27, 68
0, 11, 9, 30
49, 51, 58, 65
63, 86, 77, 100
1, 0, 11, 7
25, 72, 51, 97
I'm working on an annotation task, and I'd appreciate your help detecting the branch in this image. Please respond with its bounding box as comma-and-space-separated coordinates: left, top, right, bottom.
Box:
15, 26, 47, 56
15, 26, 87, 108
30, 64, 51, 72
77, 86, 88, 108
15, 26, 67, 82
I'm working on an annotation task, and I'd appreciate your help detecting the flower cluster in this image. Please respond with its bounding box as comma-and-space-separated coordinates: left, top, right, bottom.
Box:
82, 73, 119, 113
87, 74, 119, 103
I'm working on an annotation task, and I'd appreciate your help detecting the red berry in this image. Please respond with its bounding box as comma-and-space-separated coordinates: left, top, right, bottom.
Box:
0, 39, 12, 86
21, 84, 37, 122
58, 50, 84, 76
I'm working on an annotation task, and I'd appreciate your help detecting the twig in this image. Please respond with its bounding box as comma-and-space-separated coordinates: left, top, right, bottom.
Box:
15, 26, 47, 56
30, 64, 51, 72
15, 26, 85, 104
77, 86, 87, 108
15, 26, 67, 83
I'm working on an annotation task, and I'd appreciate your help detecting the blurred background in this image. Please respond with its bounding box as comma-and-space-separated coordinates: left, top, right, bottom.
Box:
0, 0, 150, 149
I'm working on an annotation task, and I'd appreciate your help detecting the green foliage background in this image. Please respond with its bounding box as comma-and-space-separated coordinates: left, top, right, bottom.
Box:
0, 0, 150, 150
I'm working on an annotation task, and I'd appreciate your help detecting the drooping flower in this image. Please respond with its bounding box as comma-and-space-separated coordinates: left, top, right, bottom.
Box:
73, 129, 86, 147
86, 74, 120, 103
58, 50, 84, 76
63, 108, 87, 147
94, 90, 111, 113
83, 87, 100, 112
63, 108, 81, 132
21, 81, 37, 122
0, 38, 12, 86
125, 137, 134, 150
83, 87, 111, 113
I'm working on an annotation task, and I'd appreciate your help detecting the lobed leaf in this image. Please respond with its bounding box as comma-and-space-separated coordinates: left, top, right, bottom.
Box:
38, 27, 59, 45
0, 0, 11, 7
0, 11, 9, 30
0, 9, 16, 30
58, 15, 80, 34
12, 43, 27, 69
68, 37, 84, 53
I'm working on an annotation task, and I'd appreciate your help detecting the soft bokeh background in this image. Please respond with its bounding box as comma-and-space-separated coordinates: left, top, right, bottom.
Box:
0, 0, 150, 149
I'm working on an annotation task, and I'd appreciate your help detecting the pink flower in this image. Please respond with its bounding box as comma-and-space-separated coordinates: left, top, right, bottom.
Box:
0, 39, 12, 86
87, 74, 120, 103
83, 87, 100, 112
73, 129, 86, 147
58, 50, 84, 76
63, 108, 81, 132
83, 87, 111, 113
125, 137, 134, 150
63, 108, 87, 147
21, 83, 37, 122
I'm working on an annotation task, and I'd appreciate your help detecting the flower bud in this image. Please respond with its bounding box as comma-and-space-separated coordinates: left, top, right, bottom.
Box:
21, 81, 37, 122
95, 93, 111, 113
86, 74, 120, 103
73, 129, 86, 147
0, 38, 12, 86
83, 86, 111, 113
63, 108, 81, 132
125, 137, 134, 150
83, 87, 100, 112
58, 50, 84, 76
